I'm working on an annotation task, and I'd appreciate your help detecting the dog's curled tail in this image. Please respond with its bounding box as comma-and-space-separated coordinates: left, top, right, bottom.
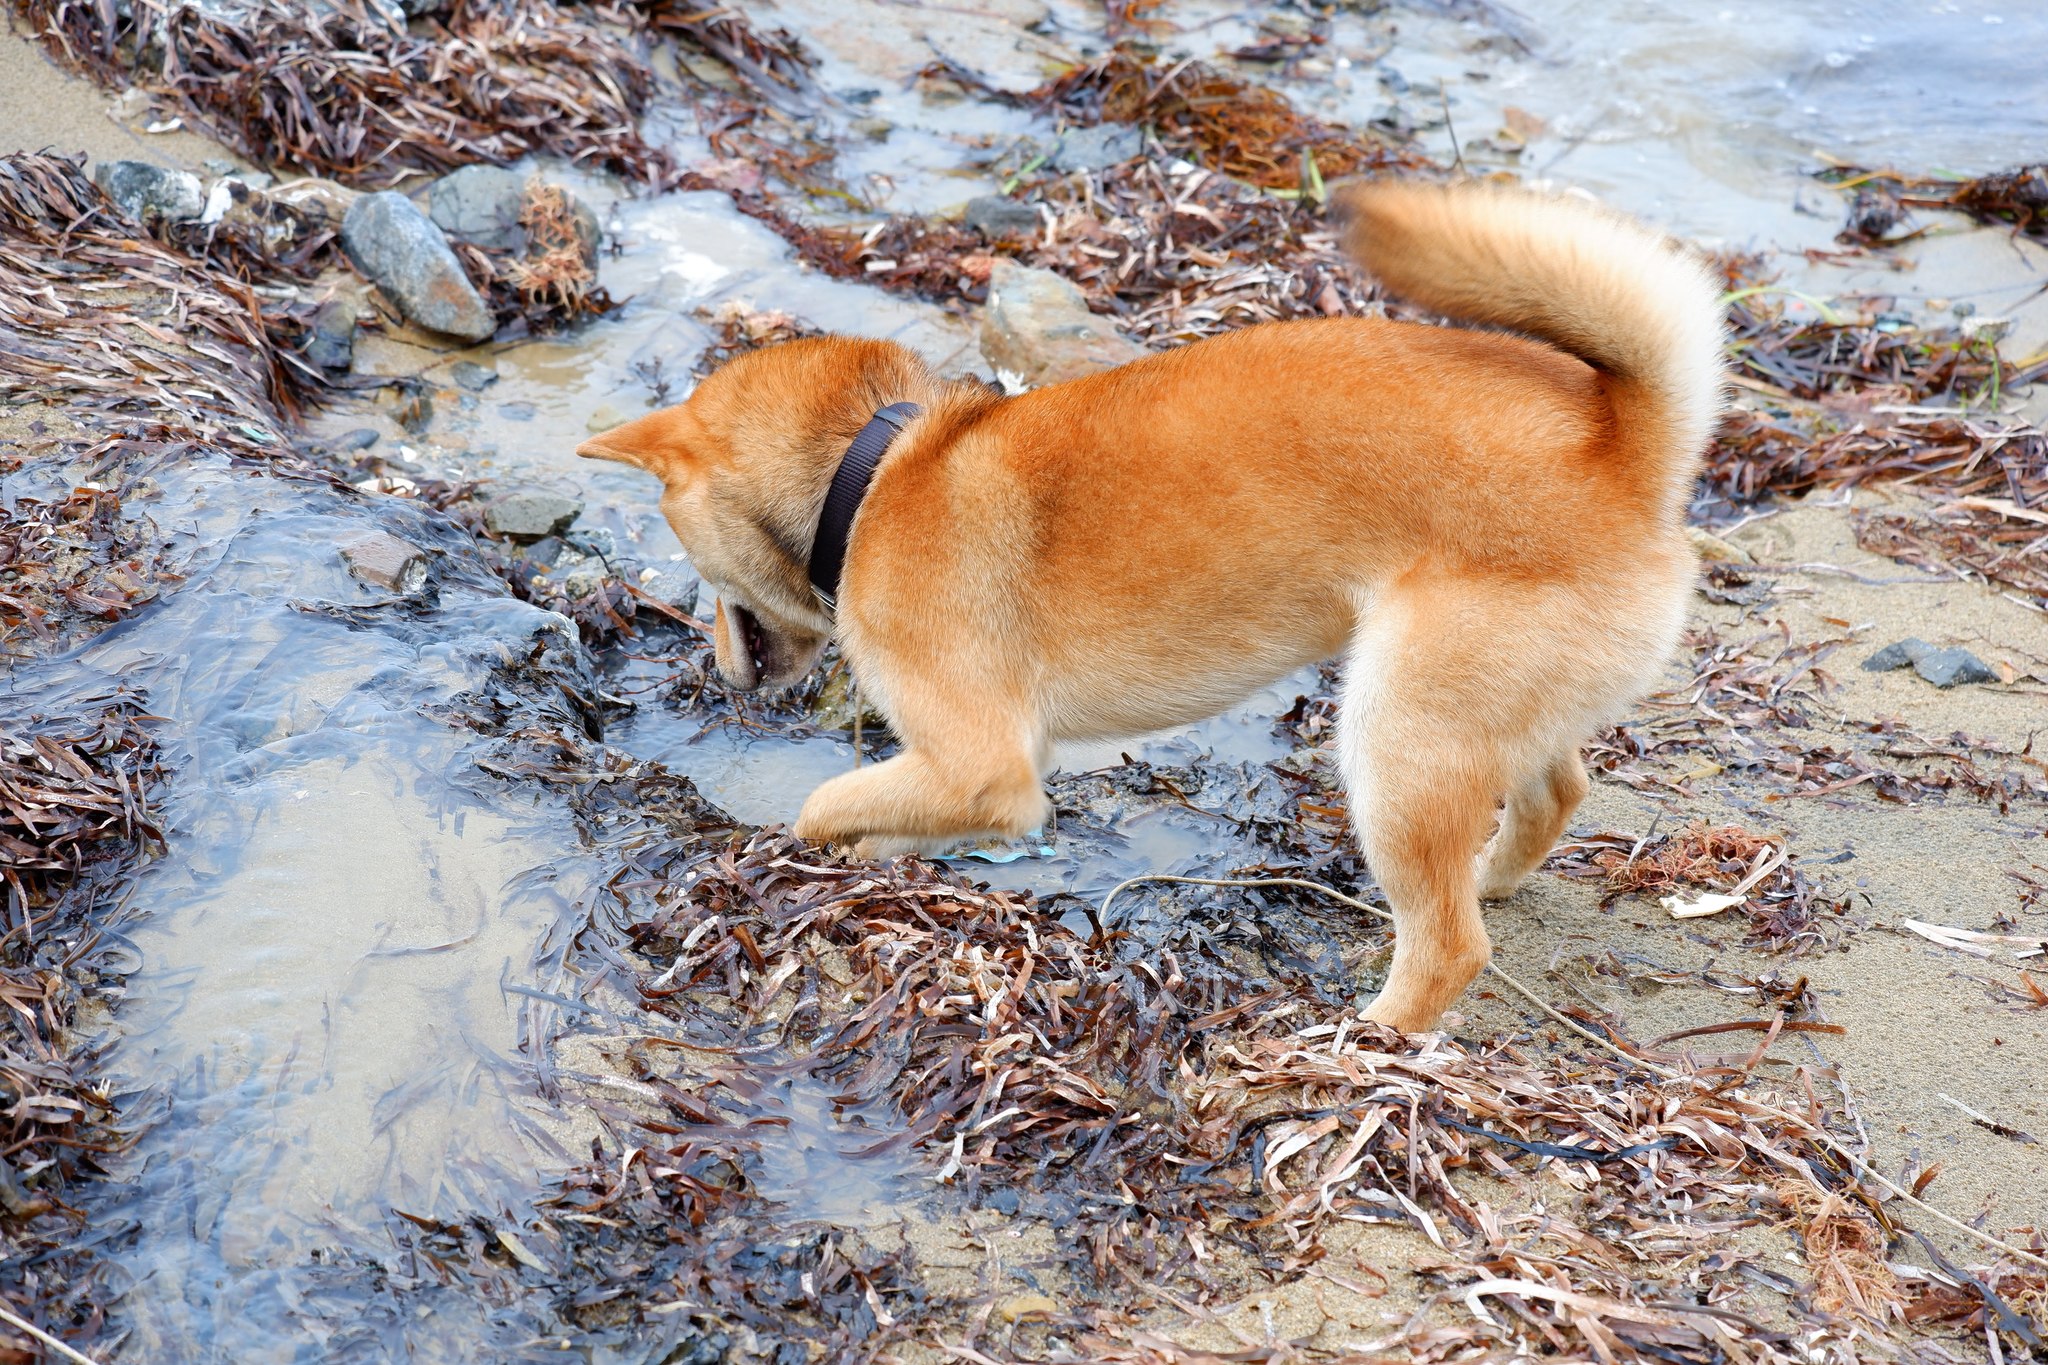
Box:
1334, 179, 1726, 516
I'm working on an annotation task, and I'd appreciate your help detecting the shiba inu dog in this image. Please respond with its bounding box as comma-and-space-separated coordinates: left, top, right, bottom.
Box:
578, 180, 1725, 1031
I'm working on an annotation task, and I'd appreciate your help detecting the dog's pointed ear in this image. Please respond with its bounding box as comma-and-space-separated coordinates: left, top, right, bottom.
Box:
576, 404, 701, 476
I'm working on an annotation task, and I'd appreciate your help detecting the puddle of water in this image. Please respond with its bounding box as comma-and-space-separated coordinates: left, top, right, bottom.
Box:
750, 1072, 925, 1226
8, 451, 605, 1358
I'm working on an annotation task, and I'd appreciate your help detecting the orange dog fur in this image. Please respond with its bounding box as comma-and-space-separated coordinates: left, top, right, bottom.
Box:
577, 180, 1726, 1031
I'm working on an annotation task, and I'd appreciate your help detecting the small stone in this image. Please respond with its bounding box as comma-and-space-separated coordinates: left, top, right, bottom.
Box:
1843, 184, 1903, 241
427, 164, 528, 250
1913, 647, 1996, 688
340, 191, 496, 343
585, 402, 627, 435
92, 160, 205, 223
640, 567, 702, 618
497, 402, 536, 422
450, 360, 499, 391
811, 668, 886, 732
963, 195, 1040, 241
393, 390, 434, 434
1685, 525, 1752, 564
1049, 123, 1143, 173
518, 535, 567, 569
485, 491, 583, 541
340, 531, 428, 594
1860, 637, 1996, 687
1861, 638, 1930, 672
560, 553, 611, 599
332, 427, 381, 452
564, 527, 615, 559
979, 260, 1148, 387
305, 296, 357, 371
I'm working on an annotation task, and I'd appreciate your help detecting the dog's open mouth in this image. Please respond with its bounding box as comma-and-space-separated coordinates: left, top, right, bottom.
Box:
714, 596, 774, 691
732, 602, 769, 676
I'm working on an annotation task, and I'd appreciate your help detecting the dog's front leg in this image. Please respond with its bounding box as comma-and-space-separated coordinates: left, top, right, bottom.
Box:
794, 745, 1048, 859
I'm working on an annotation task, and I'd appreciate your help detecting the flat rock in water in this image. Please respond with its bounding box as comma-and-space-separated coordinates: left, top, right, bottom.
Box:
340, 532, 428, 594
340, 192, 496, 343
485, 491, 583, 541
640, 566, 701, 619
1860, 637, 1996, 687
92, 160, 205, 223
427, 164, 528, 250
963, 195, 1040, 241
979, 260, 1147, 387
450, 361, 499, 391
1050, 124, 1144, 173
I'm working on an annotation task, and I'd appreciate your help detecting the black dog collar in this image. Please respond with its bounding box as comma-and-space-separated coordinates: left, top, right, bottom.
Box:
807, 401, 922, 611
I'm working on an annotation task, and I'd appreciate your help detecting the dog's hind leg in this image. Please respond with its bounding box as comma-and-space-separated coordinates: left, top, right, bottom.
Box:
1336, 584, 1528, 1032
1475, 749, 1589, 901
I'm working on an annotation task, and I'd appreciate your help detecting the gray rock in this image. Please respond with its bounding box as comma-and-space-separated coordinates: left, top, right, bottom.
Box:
979, 260, 1148, 387
964, 195, 1040, 241
497, 401, 536, 422
92, 160, 205, 223
428, 164, 528, 250
429, 165, 602, 268
450, 361, 499, 391
340, 191, 496, 343
333, 427, 381, 452
485, 490, 582, 541
539, 549, 609, 599
1915, 648, 1997, 688
305, 296, 357, 370
1050, 124, 1143, 173
564, 527, 615, 559
340, 531, 428, 594
811, 667, 886, 732
1860, 637, 1930, 672
1861, 637, 1997, 687
641, 566, 701, 618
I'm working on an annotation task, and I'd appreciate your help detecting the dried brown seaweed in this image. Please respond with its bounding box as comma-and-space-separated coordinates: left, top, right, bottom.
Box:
1824, 163, 2048, 242
553, 826, 2042, 1361
0, 700, 162, 1362
1550, 824, 1850, 952
1589, 621, 2044, 813
17, 0, 676, 189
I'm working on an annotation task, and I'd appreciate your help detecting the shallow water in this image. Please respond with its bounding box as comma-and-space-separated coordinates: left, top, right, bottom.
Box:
3, 450, 602, 1357
17, 0, 2047, 1354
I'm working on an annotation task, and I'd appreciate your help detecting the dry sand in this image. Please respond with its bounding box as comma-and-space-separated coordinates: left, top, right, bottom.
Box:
1, 16, 245, 168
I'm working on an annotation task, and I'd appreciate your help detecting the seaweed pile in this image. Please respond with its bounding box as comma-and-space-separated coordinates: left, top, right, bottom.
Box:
1824, 163, 2048, 245
1701, 256, 2048, 606
522, 825, 2048, 1362
665, 40, 1437, 344
0, 701, 163, 1359
16, 0, 674, 189
1587, 616, 2044, 821
1550, 823, 1852, 954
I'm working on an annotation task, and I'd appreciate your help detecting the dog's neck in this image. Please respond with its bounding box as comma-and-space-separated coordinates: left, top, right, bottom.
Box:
807, 402, 924, 609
